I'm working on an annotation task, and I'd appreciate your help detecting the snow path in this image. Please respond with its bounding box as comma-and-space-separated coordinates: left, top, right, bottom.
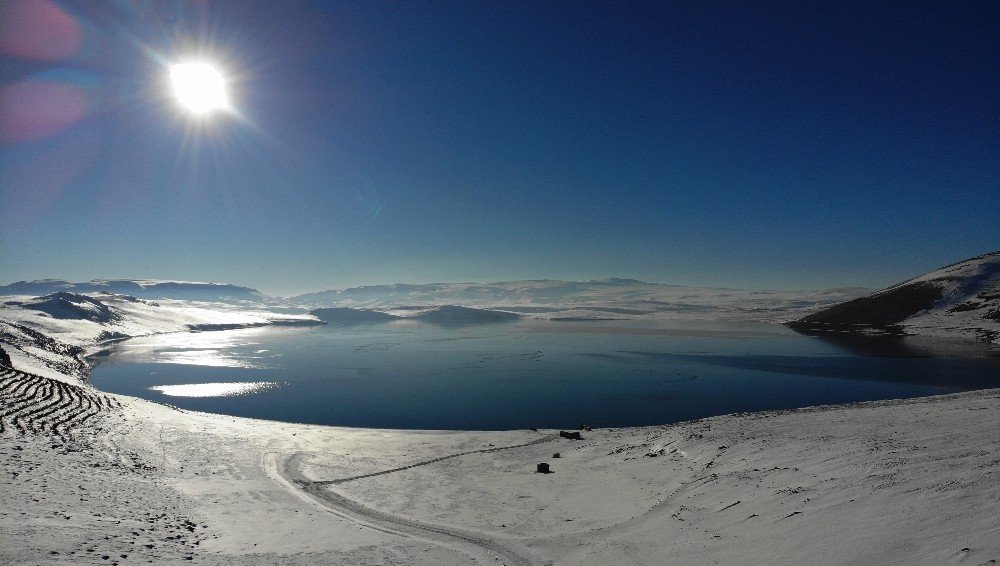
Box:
274, 451, 550, 566
314, 433, 559, 485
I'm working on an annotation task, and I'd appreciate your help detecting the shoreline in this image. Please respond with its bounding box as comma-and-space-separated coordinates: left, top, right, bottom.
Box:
82, 320, 1000, 433
3, 352, 999, 564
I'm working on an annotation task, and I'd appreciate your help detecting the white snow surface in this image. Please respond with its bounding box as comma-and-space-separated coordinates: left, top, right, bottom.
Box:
1, 290, 999, 564
1, 320, 998, 565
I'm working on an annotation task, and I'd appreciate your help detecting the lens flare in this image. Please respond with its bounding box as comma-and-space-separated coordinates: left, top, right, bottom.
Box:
0, 0, 83, 61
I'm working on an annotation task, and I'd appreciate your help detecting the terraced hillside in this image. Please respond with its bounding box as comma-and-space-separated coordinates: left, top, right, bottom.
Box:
0, 366, 119, 442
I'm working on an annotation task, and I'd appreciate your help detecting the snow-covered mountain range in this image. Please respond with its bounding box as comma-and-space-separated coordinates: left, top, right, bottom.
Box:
788, 250, 1000, 342
0, 279, 264, 303
6, 251, 998, 353
291, 279, 868, 322
1, 277, 871, 323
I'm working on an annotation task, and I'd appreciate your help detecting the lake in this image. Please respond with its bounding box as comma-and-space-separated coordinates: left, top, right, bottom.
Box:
89, 319, 1000, 430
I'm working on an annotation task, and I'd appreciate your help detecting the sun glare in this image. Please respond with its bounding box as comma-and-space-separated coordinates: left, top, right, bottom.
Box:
169, 62, 229, 114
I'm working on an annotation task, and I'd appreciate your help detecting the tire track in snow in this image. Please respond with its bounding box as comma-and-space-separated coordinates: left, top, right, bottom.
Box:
273, 447, 554, 566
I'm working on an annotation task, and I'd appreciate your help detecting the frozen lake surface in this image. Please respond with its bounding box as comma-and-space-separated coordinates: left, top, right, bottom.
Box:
90, 319, 1000, 430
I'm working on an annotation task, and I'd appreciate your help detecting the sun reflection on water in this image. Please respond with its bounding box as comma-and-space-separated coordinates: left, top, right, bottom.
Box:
107, 329, 280, 369
149, 381, 282, 398
156, 349, 265, 368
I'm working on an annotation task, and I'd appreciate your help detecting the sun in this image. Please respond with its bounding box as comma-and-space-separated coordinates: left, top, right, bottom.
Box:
169, 62, 229, 114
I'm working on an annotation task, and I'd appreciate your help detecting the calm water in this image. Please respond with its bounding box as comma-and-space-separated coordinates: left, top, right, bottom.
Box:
89, 319, 1000, 430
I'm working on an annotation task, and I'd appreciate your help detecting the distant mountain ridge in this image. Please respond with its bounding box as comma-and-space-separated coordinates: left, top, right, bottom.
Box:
289, 279, 868, 323
291, 278, 657, 306
2, 277, 872, 324
788, 251, 1000, 342
0, 279, 265, 303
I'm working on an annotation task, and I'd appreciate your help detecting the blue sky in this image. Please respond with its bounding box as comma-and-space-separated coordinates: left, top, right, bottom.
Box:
1, 1, 997, 295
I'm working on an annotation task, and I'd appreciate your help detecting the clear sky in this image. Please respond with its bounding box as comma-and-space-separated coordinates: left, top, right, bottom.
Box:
1, 1, 997, 296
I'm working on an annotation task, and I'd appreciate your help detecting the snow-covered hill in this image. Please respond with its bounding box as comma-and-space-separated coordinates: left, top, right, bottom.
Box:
5, 292, 127, 324
789, 251, 1000, 342
0, 292, 322, 378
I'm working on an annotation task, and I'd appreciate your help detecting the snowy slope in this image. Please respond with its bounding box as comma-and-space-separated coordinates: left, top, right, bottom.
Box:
789, 250, 1000, 342
6, 292, 126, 323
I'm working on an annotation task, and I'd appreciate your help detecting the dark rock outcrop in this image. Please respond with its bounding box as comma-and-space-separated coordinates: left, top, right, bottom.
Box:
786, 282, 942, 333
